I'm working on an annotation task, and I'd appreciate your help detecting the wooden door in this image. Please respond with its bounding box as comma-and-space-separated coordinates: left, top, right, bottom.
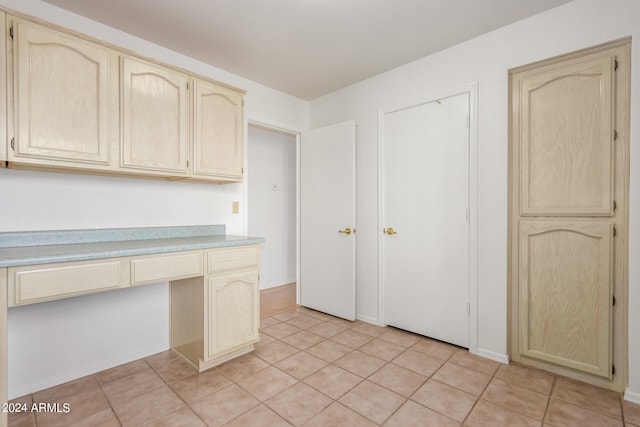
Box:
191, 79, 244, 181
121, 57, 189, 175
383, 94, 470, 347
207, 270, 259, 358
510, 41, 630, 389
11, 19, 116, 166
300, 120, 356, 320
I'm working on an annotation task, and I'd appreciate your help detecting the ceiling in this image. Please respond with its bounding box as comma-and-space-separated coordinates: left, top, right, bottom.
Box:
42, 0, 573, 100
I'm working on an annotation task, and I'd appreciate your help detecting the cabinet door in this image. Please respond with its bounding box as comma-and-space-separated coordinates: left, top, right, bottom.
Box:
12, 19, 115, 166
519, 55, 615, 216
519, 221, 613, 378
207, 270, 259, 358
121, 57, 189, 174
192, 79, 244, 181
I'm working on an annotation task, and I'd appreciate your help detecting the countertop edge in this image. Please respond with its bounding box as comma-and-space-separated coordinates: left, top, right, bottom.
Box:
0, 236, 265, 268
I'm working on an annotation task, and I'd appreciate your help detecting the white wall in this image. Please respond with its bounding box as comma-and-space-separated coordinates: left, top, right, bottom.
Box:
309, 0, 640, 400
0, 0, 308, 398
247, 126, 297, 289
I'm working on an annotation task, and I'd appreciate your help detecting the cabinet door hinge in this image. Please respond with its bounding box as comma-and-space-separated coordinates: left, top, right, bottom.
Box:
10, 137, 15, 151
613, 200, 617, 211
614, 130, 618, 141
186, 81, 189, 90
186, 160, 189, 168
9, 26, 13, 39
613, 226, 617, 237
614, 59, 618, 71
612, 364, 616, 375
613, 295, 616, 306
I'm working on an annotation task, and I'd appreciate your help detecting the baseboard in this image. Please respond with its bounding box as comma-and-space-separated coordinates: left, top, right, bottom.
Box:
8, 344, 168, 399
624, 388, 640, 404
260, 280, 296, 290
474, 348, 510, 364
356, 313, 382, 326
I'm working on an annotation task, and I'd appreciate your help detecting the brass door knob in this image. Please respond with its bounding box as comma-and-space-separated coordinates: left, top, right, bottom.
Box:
385, 227, 398, 235
338, 227, 352, 235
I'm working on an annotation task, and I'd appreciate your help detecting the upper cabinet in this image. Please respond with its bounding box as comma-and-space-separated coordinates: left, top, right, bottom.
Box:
8, 18, 118, 169
192, 79, 244, 182
121, 57, 189, 175
2, 13, 246, 183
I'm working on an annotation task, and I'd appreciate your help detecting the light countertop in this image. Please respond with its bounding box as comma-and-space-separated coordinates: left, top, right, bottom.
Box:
0, 225, 264, 267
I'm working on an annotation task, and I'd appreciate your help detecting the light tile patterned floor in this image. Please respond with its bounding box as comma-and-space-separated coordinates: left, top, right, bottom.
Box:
8, 306, 640, 426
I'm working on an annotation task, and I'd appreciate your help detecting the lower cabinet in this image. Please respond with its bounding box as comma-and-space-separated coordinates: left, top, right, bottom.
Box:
170, 245, 260, 371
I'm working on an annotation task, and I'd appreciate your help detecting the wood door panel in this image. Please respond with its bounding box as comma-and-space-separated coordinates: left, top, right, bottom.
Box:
192, 79, 243, 180
14, 19, 112, 164
208, 271, 259, 358
519, 55, 614, 216
519, 221, 612, 377
121, 57, 189, 174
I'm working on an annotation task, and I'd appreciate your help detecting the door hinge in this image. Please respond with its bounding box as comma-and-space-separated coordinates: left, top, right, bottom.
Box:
612, 364, 616, 375
614, 130, 618, 141
613, 200, 617, 211
613, 295, 616, 306
613, 226, 617, 237
614, 59, 618, 71
186, 81, 189, 90
466, 115, 470, 128
9, 26, 13, 39
10, 137, 15, 151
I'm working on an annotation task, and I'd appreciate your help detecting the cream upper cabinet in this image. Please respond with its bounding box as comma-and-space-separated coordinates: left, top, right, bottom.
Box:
9, 18, 118, 168
121, 56, 189, 175
191, 78, 244, 181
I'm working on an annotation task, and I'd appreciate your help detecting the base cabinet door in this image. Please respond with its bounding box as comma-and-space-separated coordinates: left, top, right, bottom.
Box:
207, 270, 259, 359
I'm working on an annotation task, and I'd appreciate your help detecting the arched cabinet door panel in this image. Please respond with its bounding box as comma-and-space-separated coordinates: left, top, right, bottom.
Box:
191, 78, 244, 181
518, 55, 615, 216
207, 271, 259, 358
11, 18, 117, 167
121, 56, 189, 175
519, 221, 613, 378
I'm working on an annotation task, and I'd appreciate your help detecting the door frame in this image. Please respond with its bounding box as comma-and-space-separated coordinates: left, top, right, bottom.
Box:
377, 82, 479, 355
244, 119, 302, 304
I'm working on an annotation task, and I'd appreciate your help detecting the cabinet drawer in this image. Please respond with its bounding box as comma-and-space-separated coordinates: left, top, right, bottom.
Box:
207, 246, 258, 273
8, 259, 129, 306
131, 251, 203, 286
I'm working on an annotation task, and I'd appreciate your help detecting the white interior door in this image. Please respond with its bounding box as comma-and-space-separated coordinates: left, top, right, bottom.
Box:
300, 120, 356, 320
383, 93, 470, 347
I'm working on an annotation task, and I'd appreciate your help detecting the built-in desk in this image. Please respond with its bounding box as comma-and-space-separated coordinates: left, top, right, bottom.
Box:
0, 225, 264, 427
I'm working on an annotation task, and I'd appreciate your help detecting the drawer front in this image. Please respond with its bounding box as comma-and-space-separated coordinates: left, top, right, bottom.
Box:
9, 260, 128, 306
131, 251, 203, 285
207, 246, 258, 273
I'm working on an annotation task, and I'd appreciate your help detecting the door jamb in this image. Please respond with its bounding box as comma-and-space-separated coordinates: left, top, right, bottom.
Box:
377, 82, 479, 355
245, 119, 301, 304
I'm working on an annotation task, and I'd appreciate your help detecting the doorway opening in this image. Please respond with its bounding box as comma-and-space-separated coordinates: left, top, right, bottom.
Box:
247, 123, 298, 318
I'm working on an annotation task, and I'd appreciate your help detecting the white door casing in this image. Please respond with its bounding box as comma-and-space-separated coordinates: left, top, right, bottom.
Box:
300, 120, 356, 320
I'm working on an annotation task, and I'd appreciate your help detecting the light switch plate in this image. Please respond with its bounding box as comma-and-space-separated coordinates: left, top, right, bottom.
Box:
232, 201, 240, 214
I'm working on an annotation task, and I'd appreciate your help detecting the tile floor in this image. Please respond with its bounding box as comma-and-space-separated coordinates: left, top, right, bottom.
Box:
8, 306, 640, 426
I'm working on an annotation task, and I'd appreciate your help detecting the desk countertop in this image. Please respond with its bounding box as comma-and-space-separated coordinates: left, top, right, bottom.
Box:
0, 225, 264, 267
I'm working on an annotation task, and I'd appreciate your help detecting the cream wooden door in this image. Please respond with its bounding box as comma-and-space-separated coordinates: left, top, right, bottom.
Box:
383, 94, 470, 347
11, 19, 116, 166
121, 57, 189, 175
207, 270, 259, 358
510, 42, 630, 388
300, 120, 356, 320
191, 79, 244, 181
